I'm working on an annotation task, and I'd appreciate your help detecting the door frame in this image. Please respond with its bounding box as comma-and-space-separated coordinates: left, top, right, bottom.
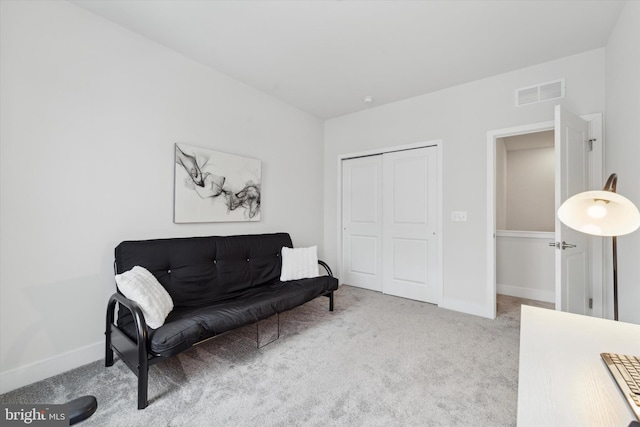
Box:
336, 140, 444, 304
486, 113, 603, 319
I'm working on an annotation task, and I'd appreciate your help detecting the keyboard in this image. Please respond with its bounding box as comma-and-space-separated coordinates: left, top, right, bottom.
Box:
601, 352, 640, 420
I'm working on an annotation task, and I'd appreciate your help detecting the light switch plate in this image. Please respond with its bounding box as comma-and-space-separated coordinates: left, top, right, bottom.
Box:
451, 211, 467, 222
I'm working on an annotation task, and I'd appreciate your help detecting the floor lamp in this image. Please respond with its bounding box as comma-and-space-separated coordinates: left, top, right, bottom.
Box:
558, 173, 640, 321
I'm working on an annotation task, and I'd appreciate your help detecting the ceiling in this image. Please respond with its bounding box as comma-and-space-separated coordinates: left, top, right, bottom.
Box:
70, 0, 625, 119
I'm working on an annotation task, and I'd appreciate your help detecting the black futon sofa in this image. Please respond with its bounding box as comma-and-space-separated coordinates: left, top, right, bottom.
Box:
105, 232, 338, 409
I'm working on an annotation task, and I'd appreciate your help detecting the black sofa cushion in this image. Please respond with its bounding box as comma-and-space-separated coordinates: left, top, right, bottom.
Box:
121, 275, 337, 356
115, 233, 292, 308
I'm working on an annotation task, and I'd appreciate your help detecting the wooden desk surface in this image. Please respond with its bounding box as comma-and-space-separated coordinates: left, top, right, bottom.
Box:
517, 305, 640, 427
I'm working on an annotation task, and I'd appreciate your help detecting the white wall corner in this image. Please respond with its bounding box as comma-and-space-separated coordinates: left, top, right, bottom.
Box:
439, 296, 495, 320
496, 284, 555, 304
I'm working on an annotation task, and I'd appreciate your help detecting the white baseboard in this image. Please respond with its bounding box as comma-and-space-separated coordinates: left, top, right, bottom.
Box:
497, 284, 555, 303
0, 341, 103, 394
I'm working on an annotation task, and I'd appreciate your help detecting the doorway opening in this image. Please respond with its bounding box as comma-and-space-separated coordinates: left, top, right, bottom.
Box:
486, 111, 604, 319
495, 130, 556, 304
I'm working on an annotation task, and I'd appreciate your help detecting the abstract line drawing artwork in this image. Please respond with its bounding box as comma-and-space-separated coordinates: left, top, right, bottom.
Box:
174, 143, 261, 223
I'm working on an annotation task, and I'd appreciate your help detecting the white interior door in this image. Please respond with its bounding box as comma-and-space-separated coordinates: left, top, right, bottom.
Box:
554, 105, 591, 314
341, 155, 383, 291
382, 147, 438, 303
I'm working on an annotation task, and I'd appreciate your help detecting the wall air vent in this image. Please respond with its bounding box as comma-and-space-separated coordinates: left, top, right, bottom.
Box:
515, 79, 565, 107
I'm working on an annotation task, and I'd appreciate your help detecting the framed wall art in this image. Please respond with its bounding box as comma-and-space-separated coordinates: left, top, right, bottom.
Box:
174, 143, 261, 223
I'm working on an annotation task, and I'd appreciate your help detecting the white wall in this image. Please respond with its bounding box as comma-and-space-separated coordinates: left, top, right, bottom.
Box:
496, 231, 555, 303
324, 49, 605, 318
605, 0, 640, 324
496, 132, 555, 232
0, 0, 324, 393
506, 146, 555, 232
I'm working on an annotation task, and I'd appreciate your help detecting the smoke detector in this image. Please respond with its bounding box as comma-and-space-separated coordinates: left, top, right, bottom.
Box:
363, 96, 375, 104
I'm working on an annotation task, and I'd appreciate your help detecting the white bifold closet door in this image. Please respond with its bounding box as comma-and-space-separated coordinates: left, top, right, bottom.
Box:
342, 146, 438, 304
341, 155, 384, 292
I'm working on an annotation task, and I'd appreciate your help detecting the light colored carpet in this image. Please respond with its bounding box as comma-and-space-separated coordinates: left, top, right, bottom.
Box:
0, 286, 553, 426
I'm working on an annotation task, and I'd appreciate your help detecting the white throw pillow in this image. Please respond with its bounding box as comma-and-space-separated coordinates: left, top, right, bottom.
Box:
115, 266, 174, 329
280, 246, 320, 281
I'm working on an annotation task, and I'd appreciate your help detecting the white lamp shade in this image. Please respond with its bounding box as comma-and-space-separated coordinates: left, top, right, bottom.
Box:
558, 190, 640, 236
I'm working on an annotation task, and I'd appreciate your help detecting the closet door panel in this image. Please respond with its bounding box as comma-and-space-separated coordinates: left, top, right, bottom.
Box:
382, 147, 438, 303
341, 155, 383, 291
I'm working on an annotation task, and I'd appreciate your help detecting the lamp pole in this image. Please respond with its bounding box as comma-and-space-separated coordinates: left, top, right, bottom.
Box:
602, 174, 619, 321
612, 235, 618, 321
